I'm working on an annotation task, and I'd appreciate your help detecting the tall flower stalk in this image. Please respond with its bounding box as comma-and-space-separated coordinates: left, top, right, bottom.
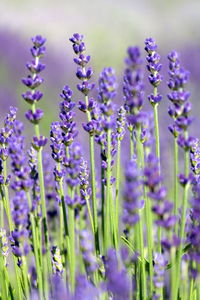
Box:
123, 158, 146, 299
98, 67, 117, 251
64, 142, 83, 291
21, 35, 52, 276
9, 119, 44, 298
69, 33, 100, 254
145, 38, 163, 253
167, 53, 192, 298
123, 46, 144, 159
145, 38, 163, 168
115, 106, 126, 248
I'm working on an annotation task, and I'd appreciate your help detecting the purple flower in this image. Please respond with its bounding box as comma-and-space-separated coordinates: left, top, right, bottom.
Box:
51, 246, 63, 276
145, 38, 163, 105
144, 153, 176, 229
9, 120, 32, 192
74, 274, 99, 300
123, 158, 143, 227
190, 138, 200, 177
104, 248, 131, 300
187, 184, 200, 269
25, 109, 43, 124
50, 122, 65, 163
31, 35, 46, 47
79, 158, 91, 205
80, 230, 98, 274
0, 228, 9, 260
22, 35, 46, 125
10, 190, 30, 264
167, 50, 192, 139
22, 90, 43, 104
28, 147, 40, 211
98, 67, 117, 106
64, 143, 82, 188
32, 136, 48, 151
70, 33, 95, 97
116, 106, 126, 141
153, 253, 167, 293
22, 75, 44, 89
59, 85, 78, 146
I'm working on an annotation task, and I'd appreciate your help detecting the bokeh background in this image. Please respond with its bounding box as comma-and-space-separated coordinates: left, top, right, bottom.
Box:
0, 0, 200, 185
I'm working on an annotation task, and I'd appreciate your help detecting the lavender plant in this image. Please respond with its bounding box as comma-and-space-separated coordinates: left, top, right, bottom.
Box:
0, 32, 199, 300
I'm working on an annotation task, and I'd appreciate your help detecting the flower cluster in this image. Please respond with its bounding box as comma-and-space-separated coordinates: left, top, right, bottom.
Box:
22, 35, 45, 123
123, 46, 144, 127
144, 154, 176, 229
10, 190, 29, 266
79, 158, 91, 206
103, 249, 130, 300
145, 38, 163, 105
9, 120, 32, 192
0, 107, 17, 185
80, 230, 98, 275
153, 253, 167, 295
0, 228, 9, 263
98, 67, 117, 129
51, 246, 63, 276
70, 33, 97, 136
64, 143, 82, 191
116, 106, 126, 141
167, 51, 192, 144
123, 158, 143, 227
22, 35, 47, 150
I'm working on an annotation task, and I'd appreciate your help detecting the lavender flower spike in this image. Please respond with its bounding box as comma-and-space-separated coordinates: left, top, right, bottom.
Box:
123, 158, 143, 227
153, 253, 167, 298
104, 248, 131, 300
22, 35, 46, 112
80, 230, 98, 275
145, 38, 163, 105
123, 46, 144, 128
51, 246, 63, 276
0, 228, 9, 263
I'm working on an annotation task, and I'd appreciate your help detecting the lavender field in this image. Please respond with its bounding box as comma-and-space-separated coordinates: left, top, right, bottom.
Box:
0, 1, 200, 299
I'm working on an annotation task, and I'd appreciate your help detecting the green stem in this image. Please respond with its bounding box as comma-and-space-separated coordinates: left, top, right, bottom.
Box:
31, 103, 52, 277
21, 257, 30, 299
153, 103, 162, 253
68, 188, 75, 292
0, 197, 4, 227
174, 138, 179, 235
141, 144, 154, 297
189, 278, 194, 300
174, 132, 190, 298
101, 151, 105, 248
2, 161, 13, 231
89, 135, 100, 254
135, 126, 147, 299
37, 148, 52, 273
4, 265, 14, 300
153, 102, 161, 170
57, 163, 64, 262
0, 256, 8, 300
115, 139, 121, 249
27, 192, 43, 299
1, 161, 22, 300
129, 128, 134, 158
84, 94, 99, 254
105, 126, 112, 251
170, 245, 176, 300
138, 209, 147, 300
